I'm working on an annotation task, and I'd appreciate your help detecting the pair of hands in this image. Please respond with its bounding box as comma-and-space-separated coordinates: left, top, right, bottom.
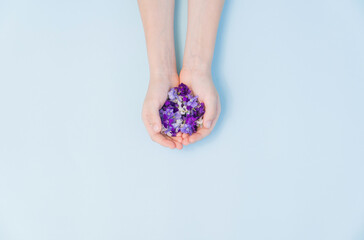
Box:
142, 68, 221, 149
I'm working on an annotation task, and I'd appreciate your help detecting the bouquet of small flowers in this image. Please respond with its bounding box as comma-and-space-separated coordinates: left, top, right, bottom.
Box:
159, 83, 205, 137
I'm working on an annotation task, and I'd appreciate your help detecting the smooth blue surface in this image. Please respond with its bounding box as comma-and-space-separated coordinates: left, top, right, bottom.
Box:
1, 0, 364, 239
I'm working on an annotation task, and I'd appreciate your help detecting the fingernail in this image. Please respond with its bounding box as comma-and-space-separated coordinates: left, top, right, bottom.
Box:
153, 124, 160, 132
204, 121, 212, 128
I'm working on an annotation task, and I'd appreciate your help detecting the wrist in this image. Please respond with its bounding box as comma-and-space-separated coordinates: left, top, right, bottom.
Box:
147, 42, 177, 75
149, 67, 177, 77
148, 56, 177, 78
149, 59, 177, 77
181, 60, 212, 77
182, 56, 212, 74
149, 70, 178, 84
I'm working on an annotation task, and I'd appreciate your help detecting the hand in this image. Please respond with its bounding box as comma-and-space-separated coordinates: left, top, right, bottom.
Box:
142, 73, 183, 150
179, 68, 221, 145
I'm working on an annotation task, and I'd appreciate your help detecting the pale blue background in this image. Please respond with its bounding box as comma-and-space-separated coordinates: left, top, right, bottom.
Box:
1, 0, 364, 239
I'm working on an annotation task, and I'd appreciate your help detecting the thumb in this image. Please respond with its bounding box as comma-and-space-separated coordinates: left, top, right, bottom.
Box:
143, 107, 162, 133
203, 99, 218, 129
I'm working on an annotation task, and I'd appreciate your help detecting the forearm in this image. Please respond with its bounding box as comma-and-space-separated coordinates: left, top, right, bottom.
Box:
137, 0, 177, 76
183, 0, 225, 71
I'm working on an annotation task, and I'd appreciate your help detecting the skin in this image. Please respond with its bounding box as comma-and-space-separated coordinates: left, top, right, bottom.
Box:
138, 0, 224, 148
180, 0, 224, 145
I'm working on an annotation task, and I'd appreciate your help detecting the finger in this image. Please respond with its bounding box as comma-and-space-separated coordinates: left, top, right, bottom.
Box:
188, 128, 212, 144
151, 133, 176, 149
203, 98, 218, 129
142, 109, 177, 149
182, 133, 189, 139
189, 111, 220, 144
172, 136, 183, 143
173, 132, 183, 143
142, 105, 163, 134
174, 141, 183, 150
182, 137, 190, 145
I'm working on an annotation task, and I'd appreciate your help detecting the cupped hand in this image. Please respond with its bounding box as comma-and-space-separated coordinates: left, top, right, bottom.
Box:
142, 73, 183, 149
179, 68, 221, 145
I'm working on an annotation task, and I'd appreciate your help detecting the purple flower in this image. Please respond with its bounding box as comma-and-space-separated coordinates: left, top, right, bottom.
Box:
159, 83, 205, 136
187, 96, 198, 108
168, 87, 178, 100
178, 83, 191, 96
180, 123, 193, 135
